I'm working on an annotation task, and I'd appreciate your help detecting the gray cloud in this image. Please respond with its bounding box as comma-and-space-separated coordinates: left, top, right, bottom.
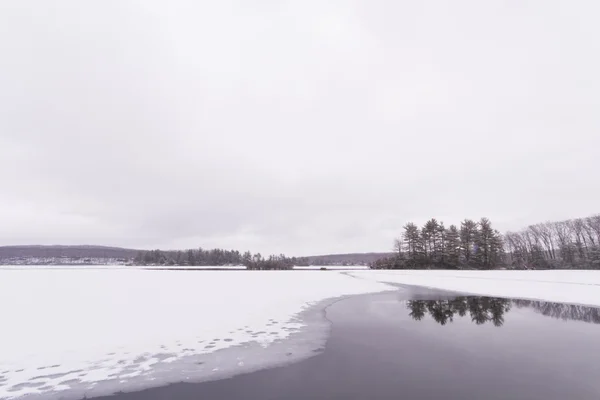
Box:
1, 0, 599, 255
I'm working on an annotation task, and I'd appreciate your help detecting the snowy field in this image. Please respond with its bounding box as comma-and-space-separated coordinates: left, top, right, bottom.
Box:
1, 267, 600, 399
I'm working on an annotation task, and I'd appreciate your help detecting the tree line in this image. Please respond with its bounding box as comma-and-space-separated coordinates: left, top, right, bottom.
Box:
372, 217, 503, 270
133, 213, 599, 270
134, 248, 310, 270
504, 215, 600, 269
372, 213, 600, 270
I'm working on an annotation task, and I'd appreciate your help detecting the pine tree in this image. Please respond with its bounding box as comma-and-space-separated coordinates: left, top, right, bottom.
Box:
489, 229, 504, 268
423, 219, 440, 266
420, 228, 430, 264
475, 218, 493, 269
242, 251, 252, 267
436, 222, 447, 267
403, 223, 424, 268
460, 219, 478, 267
445, 225, 461, 268
187, 249, 196, 266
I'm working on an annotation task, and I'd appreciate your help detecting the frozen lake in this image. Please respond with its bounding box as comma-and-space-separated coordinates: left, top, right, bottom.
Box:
98, 288, 600, 400
1, 268, 600, 399
0, 268, 389, 399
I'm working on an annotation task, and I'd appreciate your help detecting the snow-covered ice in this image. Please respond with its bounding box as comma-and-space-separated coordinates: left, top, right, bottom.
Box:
293, 266, 370, 270
0, 268, 389, 399
2, 267, 600, 399
348, 269, 600, 307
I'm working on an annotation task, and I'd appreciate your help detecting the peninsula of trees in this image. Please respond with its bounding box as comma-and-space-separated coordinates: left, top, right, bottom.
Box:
372, 214, 600, 270
372, 217, 503, 270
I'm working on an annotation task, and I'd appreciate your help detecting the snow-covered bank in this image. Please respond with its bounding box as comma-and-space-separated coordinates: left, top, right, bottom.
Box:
0, 269, 389, 399
348, 270, 600, 307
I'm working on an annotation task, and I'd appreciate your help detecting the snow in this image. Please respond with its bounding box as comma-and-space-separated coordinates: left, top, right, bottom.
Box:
141, 265, 247, 270
2, 267, 600, 399
293, 266, 370, 270
0, 268, 389, 399
348, 270, 600, 307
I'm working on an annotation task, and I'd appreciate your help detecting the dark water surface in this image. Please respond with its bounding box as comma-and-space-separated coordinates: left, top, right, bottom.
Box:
99, 288, 600, 400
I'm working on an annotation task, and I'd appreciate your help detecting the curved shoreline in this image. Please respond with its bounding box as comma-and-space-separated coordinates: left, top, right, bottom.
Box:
87, 287, 455, 400
0, 269, 391, 400
7, 292, 388, 400
95, 289, 600, 400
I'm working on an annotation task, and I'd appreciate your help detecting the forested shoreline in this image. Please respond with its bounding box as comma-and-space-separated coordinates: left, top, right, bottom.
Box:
372, 214, 600, 270
504, 215, 600, 269
371, 218, 503, 270
19, 214, 596, 270
134, 248, 310, 270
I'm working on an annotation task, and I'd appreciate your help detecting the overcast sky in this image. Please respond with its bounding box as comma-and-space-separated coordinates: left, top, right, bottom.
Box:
1, 1, 599, 256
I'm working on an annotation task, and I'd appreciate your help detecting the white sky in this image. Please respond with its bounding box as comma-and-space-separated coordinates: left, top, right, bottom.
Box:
1, 1, 599, 255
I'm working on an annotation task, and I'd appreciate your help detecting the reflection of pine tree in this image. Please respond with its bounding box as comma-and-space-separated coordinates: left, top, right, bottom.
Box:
468, 297, 491, 325
406, 296, 600, 327
426, 300, 455, 325
407, 300, 427, 321
406, 296, 511, 326
449, 297, 468, 317
489, 298, 511, 327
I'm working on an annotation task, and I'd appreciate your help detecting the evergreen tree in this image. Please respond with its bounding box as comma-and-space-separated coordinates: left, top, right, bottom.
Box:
403, 223, 424, 267
475, 218, 493, 269
490, 229, 504, 268
445, 225, 461, 268
187, 249, 196, 266
460, 219, 478, 266
423, 219, 440, 266
436, 222, 447, 266
242, 251, 252, 266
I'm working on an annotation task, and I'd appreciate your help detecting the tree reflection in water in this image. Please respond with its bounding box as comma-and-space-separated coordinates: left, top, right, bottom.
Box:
406, 297, 600, 327
512, 300, 600, 324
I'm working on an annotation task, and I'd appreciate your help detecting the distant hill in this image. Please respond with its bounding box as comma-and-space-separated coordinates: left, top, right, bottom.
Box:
0, 245, 390, 266
0, 245, 139, 260
306, 252, 393, 266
